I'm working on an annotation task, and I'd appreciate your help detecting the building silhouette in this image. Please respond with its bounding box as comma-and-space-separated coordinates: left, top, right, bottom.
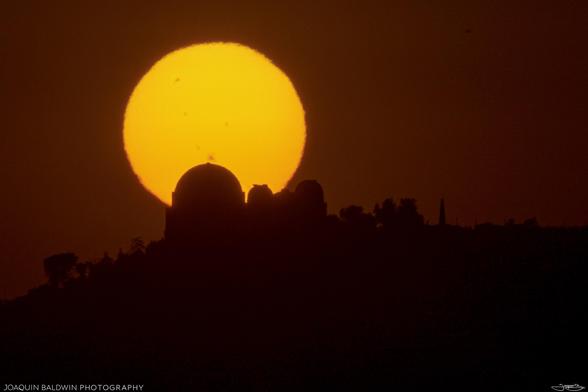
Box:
165, 163, 245, 241
247, 184, 273, 212
294, 180, 327, 221
165, 164, 329, 242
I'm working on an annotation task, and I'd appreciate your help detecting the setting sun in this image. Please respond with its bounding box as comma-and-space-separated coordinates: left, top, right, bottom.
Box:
123, 42, 306, 205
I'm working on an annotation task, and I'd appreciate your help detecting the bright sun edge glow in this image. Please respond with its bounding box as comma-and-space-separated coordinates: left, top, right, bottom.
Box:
123, 42, 306, 205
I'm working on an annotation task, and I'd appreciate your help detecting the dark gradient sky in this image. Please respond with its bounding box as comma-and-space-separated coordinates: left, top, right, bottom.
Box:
1, 1, 587, 297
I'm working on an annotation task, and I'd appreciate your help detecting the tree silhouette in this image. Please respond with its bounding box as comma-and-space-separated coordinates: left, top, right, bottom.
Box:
523, 217, 539, 228
43, 252, 77, 287
74, 262, 89, 279
340, 205, 376, 230
373, 198, 424, 231
396, 198, 424, 229
374, 198, 397, 229
130, 237, 146, 255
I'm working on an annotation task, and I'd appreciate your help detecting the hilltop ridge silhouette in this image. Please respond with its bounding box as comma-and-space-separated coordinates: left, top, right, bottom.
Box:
1, 164, 587, 391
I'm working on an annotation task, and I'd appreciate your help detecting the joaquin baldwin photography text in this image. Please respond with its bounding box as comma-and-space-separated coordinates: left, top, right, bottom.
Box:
2, 385, 144, 391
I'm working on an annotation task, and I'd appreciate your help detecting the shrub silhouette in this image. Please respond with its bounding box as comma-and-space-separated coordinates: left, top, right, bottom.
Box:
43, 252, 77, 287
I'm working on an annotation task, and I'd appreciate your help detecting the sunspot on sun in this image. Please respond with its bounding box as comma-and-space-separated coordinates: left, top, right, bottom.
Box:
123, 42, 306, 205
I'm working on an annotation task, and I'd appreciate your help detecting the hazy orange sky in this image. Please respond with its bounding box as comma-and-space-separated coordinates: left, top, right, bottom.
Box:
1, 0, 587, 297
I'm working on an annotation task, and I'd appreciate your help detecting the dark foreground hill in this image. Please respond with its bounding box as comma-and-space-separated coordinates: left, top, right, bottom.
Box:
1, 221, 587, 391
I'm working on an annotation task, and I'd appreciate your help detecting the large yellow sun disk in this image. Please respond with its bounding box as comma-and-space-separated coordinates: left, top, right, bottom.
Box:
123, 42, 306, 205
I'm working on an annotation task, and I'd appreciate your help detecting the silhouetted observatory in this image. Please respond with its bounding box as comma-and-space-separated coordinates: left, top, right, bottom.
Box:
164, 163, 330, 242
294, 180, 327, 220
165, 163, 245, 240
247, 184, 273, 209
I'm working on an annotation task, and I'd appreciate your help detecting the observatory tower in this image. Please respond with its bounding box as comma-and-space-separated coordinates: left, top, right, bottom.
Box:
165, 163, 245, 241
